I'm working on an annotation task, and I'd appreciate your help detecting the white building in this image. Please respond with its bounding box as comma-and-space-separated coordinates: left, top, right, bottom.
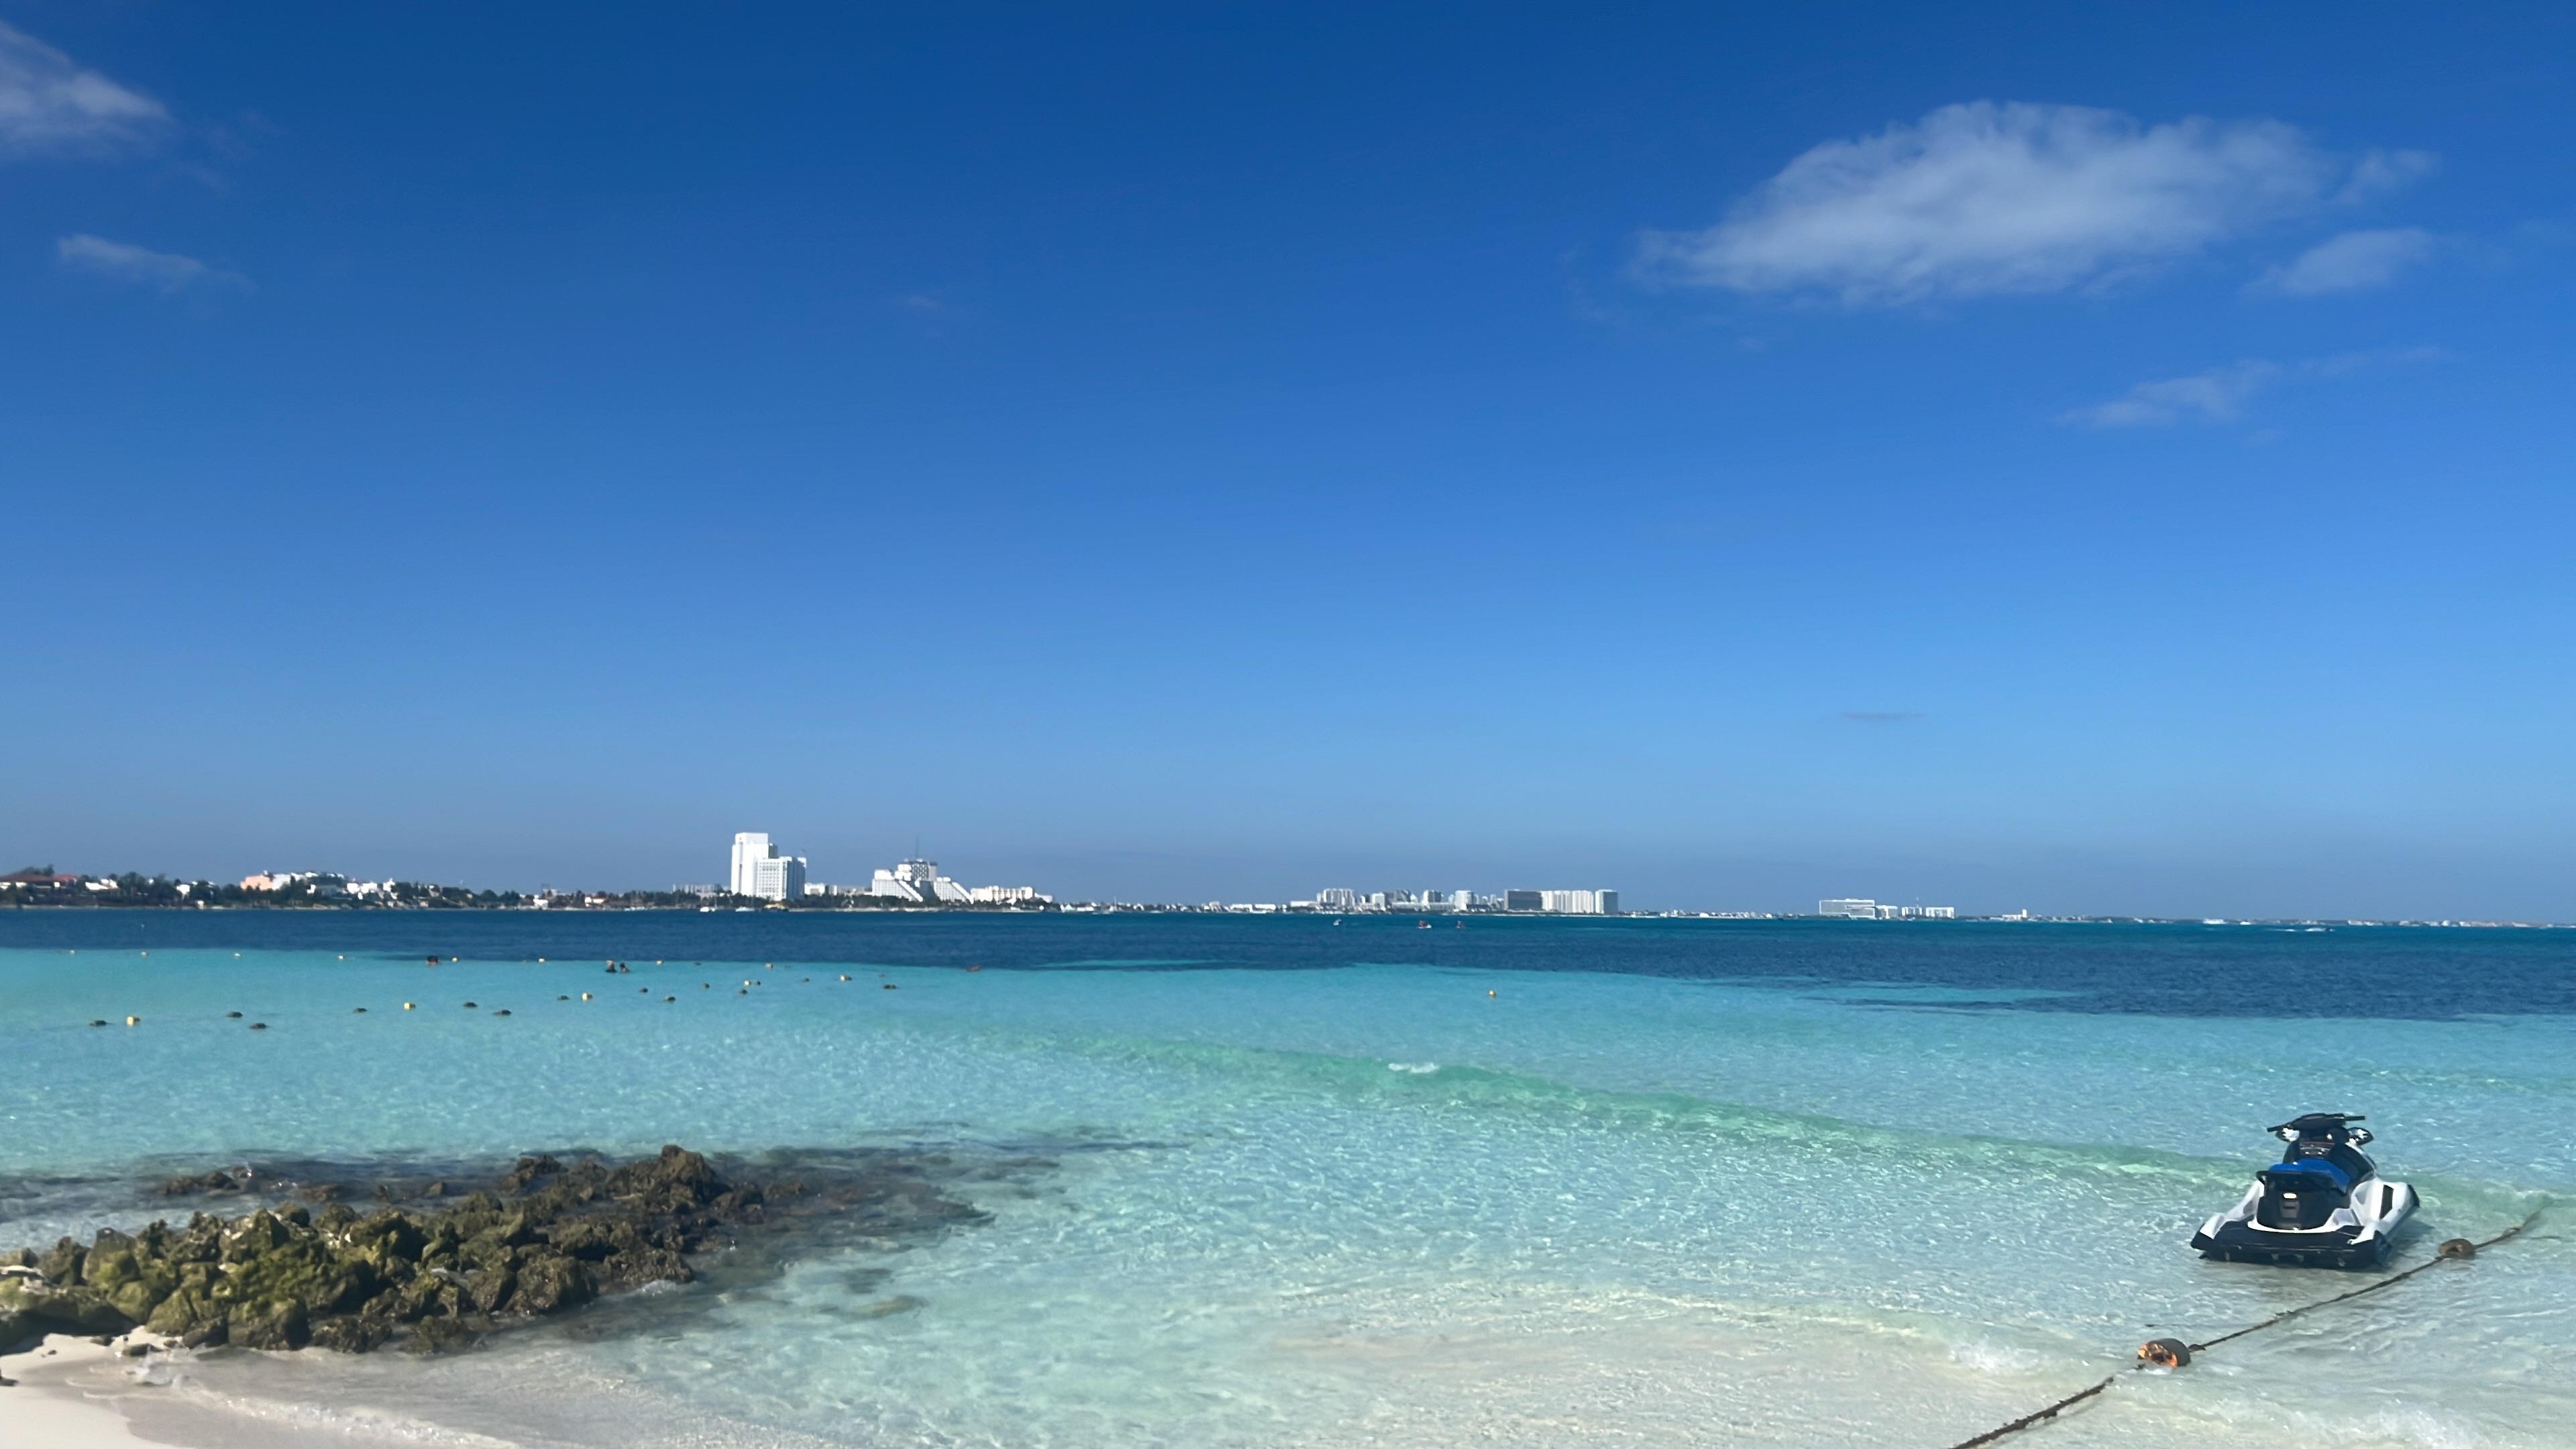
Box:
1820, 898, 1957, 920
968, 885, 1047, 904
1316, 888, 1358, 911
751, 854, 806, 902
867, 858, 971, 904
731, 833, 808, 902
1537, 888, 1619, 915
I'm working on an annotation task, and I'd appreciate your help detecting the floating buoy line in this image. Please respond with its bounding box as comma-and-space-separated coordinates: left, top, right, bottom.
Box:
1941, 1207, 2547, 1449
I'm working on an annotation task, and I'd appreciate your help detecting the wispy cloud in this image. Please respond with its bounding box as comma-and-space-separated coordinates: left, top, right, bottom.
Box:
2061, 347, 2441, 428
0, 21, 168, 158
2251, 227, 2439, 296
56, 234, 248, 294
2336, 149, 2439, 205
1638, 102, 2428, 307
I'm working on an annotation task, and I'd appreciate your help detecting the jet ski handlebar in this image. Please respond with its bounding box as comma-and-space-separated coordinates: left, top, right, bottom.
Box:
2268, 1112, 2371, 1145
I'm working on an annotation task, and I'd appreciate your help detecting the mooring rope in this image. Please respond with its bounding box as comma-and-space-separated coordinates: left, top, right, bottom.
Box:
1936, 1207, 2546, 1449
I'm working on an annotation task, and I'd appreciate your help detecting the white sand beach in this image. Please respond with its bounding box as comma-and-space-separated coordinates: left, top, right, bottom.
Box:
4, 1334, 161, 1449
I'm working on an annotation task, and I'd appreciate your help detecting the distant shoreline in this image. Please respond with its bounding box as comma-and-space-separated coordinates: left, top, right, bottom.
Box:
2, 903, 2567, 928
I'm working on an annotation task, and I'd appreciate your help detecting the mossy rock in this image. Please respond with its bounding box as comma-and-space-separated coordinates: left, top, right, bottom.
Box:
144, 1286, 221, 1338
0, 1277, 136, 1338
229, 1298, 309, 1350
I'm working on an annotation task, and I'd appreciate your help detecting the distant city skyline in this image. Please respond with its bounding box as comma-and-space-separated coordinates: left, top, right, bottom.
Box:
3, 7, 2570, 922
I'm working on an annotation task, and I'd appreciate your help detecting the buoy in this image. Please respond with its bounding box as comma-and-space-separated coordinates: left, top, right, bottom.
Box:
638, 986, 648, 993
125, 1015, 140, 1026
883, 983, 898, 991
225, 1011, 242, 1018
737, 988, 747, 995
1488, 990, 1496, 998
464, 1001, 478, 1008
557, 995, 570, 1001
403, 1002, 415, 1011
2138, 1338, 2190, 1369
250, 1022, 268, 1031
663, 996, 675, 1002
580, 992, 592, 1001
87, 1019, 107, 1028
353, 1007, 368, 1014
840, 975, 850, 981
492, 1009, 511, 1016
2438, 1238, 2478, 1260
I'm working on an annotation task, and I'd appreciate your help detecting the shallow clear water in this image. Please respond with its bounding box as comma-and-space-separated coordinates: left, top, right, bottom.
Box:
3, 916, 2571, 1447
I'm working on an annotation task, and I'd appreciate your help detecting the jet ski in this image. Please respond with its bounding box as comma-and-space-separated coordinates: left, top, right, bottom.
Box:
2191, 1113, 2417, 1268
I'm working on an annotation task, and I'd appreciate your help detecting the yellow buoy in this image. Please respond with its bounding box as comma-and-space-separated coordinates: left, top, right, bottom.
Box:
580, 992, 593, 1001
403, 1002, 415, 1010
1487, 990, 1496, 998
125, 1015, 140, 1026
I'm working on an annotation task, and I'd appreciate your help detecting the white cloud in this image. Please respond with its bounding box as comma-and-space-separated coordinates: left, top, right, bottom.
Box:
2062, 347, 2440, 428
2336, 149, 2439, 205
0, 21, 168, 157
1640, 101, 2426, 306
2066, 361, 2283, 427
56, 233, 247, 294
2251, 227, 2438, 296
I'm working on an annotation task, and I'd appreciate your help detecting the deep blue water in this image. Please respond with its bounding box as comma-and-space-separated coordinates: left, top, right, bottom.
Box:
5, 909, 2570, 1018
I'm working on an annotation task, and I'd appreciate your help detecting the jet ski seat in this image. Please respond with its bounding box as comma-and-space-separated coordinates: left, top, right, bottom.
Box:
2255, 1157, 2353, 1229
2266, 1157, 2351, 1189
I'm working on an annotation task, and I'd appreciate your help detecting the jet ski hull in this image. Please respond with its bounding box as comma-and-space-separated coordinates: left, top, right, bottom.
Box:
2191, 1178, 2417, 1269
2191, 1220, 2402, 1269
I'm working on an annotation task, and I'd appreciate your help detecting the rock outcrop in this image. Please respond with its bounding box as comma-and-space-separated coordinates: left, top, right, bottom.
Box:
2, 1146, 804, 1355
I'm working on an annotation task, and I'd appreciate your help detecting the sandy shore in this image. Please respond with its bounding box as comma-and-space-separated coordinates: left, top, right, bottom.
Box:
0, 1332, 425, 1449
3, 1334, 162, 1448
2, 1330, 520, 1449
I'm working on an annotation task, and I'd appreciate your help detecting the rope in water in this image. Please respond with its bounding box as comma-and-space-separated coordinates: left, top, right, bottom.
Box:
1937, 1207, 2546, 1449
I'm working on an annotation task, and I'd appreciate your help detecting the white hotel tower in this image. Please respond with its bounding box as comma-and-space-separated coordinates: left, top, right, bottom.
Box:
729, 833, 808, 902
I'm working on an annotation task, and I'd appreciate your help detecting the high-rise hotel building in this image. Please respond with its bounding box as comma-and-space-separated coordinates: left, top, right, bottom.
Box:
729, 832, 808, 901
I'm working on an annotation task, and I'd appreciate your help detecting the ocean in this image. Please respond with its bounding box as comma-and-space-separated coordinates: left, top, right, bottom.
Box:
3, 912, 2570, 1448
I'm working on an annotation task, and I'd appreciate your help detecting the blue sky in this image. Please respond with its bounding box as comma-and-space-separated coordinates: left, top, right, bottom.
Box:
4, 3, 2571, 916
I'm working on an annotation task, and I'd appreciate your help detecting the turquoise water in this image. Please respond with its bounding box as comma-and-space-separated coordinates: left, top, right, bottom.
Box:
3, 919, 2571, 1447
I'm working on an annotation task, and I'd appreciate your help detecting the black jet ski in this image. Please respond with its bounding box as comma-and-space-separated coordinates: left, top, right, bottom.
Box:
2191, 1113, 2417, 1268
